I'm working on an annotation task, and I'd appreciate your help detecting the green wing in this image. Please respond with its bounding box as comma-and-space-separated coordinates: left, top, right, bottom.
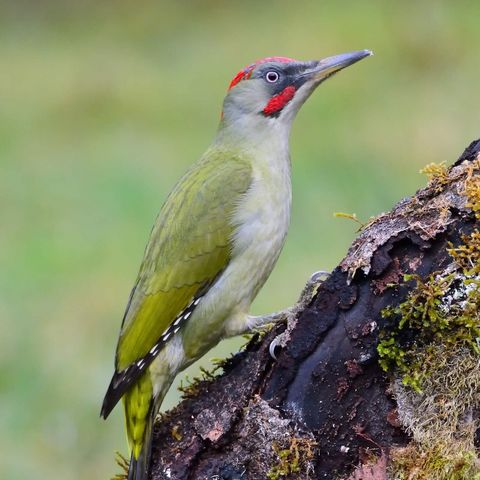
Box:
101, 152, 252, 417
119, 153, 253, 368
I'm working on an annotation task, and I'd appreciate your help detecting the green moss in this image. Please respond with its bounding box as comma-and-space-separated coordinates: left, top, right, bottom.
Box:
389, 343, 480, 479
111, 452, 129, 480
381, 163, 480, 478
170, 424, 183, 441
177, 365, 222, 399
465, 160, 480, 218
177, 335, 262, 400
391, 442, 480, 480
420, 161, 449, 191
378, 160, 480, 392
267, 437, 315, 480
333, 211, 366, 228
378, 268, 480, 391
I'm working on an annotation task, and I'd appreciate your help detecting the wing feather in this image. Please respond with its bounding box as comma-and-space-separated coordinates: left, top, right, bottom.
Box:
101, 153, 252, 417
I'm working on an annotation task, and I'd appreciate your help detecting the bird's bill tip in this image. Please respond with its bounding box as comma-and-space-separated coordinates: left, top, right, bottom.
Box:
309, 49, 373, 82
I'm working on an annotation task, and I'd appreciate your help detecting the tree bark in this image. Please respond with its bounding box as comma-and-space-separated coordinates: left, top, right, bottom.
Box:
149, 140, 480, 480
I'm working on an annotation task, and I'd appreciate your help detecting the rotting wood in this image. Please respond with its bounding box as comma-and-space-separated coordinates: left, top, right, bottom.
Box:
146, 139, 480, 480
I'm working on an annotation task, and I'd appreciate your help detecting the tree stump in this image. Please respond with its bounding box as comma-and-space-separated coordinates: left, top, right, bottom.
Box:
147, 140, 480, 480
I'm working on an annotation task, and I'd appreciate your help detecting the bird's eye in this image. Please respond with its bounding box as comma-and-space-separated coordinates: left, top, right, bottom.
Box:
265, 71, 280, 83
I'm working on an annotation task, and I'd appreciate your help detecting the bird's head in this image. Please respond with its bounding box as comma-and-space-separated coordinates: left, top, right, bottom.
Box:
220, 50, 372, 137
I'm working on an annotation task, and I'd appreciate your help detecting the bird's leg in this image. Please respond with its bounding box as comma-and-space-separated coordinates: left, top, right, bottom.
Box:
252, 270, 328, 326
265, 270, 329, 358
295, 269, 329, 311
236, 271, 329, 350
246, 307, 295, 331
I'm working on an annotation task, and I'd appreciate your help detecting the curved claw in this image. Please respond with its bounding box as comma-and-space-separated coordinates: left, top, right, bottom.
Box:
269, 336, 282, 360
296, 270, 330, 307
309, 270, 330, 283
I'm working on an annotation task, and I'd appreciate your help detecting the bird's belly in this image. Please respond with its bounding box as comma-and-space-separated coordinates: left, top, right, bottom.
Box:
219, 172, 292, 311
231, 199, 291, 298
181, 174, 291, 359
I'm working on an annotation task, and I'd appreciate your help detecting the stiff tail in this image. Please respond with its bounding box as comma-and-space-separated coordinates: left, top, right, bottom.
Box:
127, 415, 153, 480
124, 373, 154, 480
122, 364, 177, 480
123, 369, 174, 479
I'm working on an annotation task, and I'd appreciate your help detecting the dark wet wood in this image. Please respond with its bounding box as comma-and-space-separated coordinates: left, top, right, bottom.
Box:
149, 140, 480, 480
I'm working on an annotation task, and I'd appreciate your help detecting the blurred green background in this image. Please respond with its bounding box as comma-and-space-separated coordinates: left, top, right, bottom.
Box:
1, 1, 479, 478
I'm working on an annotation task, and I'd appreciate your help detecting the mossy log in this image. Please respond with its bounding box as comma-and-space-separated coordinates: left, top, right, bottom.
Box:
148, 140, 480, 480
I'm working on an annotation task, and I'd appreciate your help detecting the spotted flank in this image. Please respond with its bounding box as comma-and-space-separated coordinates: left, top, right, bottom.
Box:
100, 293, 203, 419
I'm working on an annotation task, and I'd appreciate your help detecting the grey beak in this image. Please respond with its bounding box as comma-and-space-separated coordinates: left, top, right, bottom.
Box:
307, 49, 373, 82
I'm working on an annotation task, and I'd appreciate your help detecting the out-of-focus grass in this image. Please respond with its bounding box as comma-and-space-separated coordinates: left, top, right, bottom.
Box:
1, 1, 479, 478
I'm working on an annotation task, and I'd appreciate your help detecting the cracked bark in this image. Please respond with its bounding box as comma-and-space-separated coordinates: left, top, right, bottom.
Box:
149, 139, 480, 480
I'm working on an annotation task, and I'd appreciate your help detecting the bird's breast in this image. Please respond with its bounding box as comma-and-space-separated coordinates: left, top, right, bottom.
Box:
180, 149, 292, 359
229, 156, 292, 301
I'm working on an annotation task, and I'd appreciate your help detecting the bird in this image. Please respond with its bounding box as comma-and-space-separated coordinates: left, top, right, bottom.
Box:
101, 49, 372, 480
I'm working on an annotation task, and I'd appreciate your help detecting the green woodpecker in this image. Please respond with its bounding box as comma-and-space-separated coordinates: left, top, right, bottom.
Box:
101, 50, 372, 480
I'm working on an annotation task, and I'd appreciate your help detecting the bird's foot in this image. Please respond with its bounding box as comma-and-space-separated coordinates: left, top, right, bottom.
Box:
295, 270, 329, 311
269, 270, 330, 360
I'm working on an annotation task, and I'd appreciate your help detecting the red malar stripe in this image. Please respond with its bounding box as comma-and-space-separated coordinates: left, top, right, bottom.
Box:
263, 85, 296, 116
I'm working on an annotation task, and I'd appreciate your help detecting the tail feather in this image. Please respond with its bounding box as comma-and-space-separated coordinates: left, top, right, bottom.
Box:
124, 373, 154, 480
127, 421, 152, 480
121, 369, 174, 479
